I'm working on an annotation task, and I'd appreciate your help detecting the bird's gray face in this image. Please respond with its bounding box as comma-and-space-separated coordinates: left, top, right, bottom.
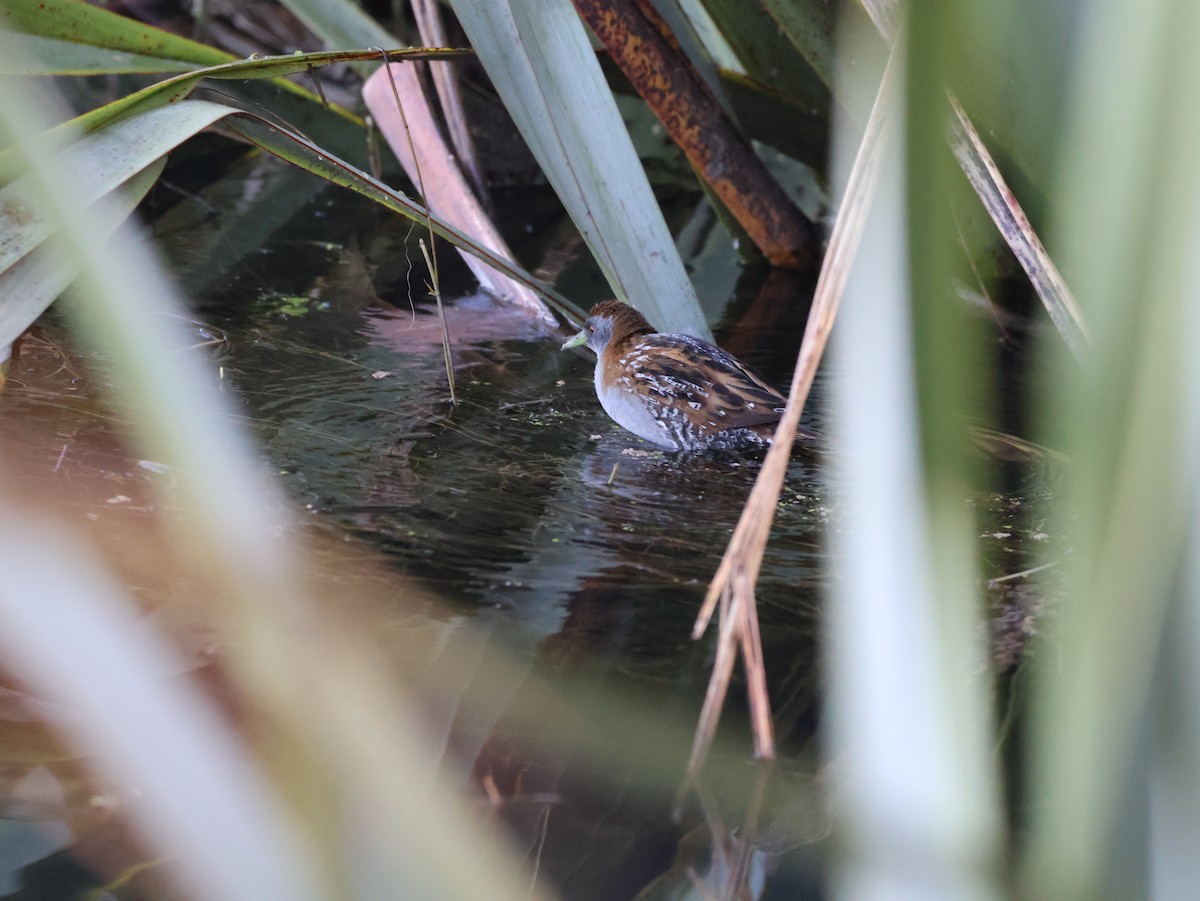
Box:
560, 313, 616, 354
583, 315, 612, 353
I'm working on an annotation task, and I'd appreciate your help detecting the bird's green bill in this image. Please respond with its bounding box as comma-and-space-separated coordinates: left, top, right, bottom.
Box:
561, 329, 588, 350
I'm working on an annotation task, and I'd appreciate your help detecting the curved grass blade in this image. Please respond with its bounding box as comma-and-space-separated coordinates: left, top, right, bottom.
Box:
0, 100, 231, 346
0, 95, 580, 349
223, 112, 584, 324
69, 47, 468, 135
0, 102, 229, 277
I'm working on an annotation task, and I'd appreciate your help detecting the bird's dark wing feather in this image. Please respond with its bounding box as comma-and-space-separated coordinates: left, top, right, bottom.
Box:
631, 335, 788, 430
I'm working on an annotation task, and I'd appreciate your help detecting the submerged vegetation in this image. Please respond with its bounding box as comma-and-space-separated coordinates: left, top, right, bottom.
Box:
1, 0, 1198, 899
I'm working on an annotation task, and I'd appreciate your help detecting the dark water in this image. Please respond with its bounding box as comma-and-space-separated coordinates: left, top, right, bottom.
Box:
186, 175, 832, 899
0, 150, 1044, 899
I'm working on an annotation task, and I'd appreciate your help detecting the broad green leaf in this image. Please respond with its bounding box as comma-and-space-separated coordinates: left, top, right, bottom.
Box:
0, 100, 230, 345
1026, 0, 1200, 895
825, 37, 1002, 901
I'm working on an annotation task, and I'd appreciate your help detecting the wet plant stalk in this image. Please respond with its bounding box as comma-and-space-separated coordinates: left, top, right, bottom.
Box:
687, 46, 899, 778
381, 51, 455, 404
421, 237, 456, 405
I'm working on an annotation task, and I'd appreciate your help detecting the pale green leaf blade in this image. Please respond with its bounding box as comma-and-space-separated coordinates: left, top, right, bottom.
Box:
450, 0, 707, 336
0, 32, 199, 75
0, 159, 164, 348
0, 101, 230, 274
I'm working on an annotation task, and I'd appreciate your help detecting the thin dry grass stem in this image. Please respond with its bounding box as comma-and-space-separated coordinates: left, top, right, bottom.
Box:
420, 237, 456, 404
687, 50, 900, 778
411, 0, 487, 201
687, 590, 743, 776
947, 96, 1088, 355
725, 762, 772, 897
987, 560, 1059, 587
382, 54, 456, 403
362, 63, 552, 320
738, 571, 772, 754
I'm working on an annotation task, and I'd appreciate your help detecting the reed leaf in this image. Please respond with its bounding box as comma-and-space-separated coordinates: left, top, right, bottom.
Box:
1026, 0, 1200, 895
446, 0, 709, 337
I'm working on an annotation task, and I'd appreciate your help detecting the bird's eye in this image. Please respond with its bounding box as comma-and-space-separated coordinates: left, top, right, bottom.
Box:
586, 324, 595, 333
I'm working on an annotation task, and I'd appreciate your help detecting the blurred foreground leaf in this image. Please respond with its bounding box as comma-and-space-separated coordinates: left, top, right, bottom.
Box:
0, 89, 578, 346
0, 158, 163, 348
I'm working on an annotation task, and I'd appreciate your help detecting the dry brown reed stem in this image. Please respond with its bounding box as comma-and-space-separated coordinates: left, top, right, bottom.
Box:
686, 50, 900, 778
861, 0, 1088, 355
947, 97, 1088, 355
